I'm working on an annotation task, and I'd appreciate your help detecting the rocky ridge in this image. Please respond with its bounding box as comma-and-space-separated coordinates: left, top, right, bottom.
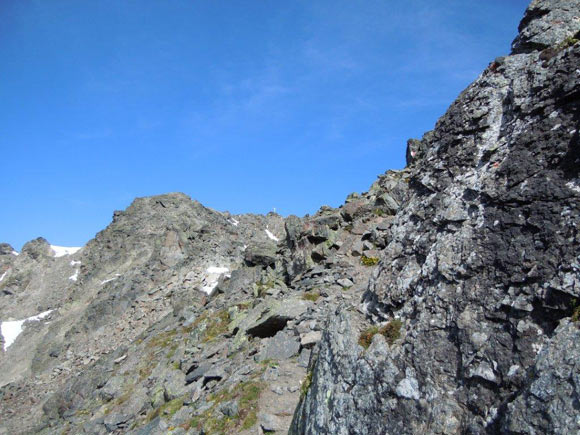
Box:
0, 173, 407, 434
1, 1, 579, 434
292, 1, 580, 434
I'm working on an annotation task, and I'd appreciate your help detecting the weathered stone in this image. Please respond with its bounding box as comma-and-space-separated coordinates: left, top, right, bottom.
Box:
311, 214, 340, 230
218, 267, 259, 295
350, 240, 364, 257
0, 243, 15, 256
21, 237, 52, 260
218, 400, 239, 417
285, 215, 303, 249
185, 364, 211, 385
336, 278, 353, 288
104, 413, 131, 431
259, 330, 300, 361
259, 412, 285, 432
300, 331, 322, 348
305, 224, 331, 244
298, 348, 311, 368
242, 298, 311, 338
244, 242, 277, 266
340, 200, 371, 222
502, 320, 580, 434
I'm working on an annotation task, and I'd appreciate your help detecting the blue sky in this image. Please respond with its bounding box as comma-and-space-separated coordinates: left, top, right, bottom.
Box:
1, 0, 528, 250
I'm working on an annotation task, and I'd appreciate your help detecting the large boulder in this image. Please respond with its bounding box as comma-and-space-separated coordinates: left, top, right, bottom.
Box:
244, 242, 277, 267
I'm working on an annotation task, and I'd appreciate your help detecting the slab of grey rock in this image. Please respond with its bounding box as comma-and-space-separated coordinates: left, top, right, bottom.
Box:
218, 400, 239, 417
259, 412, 285, 432
300, 331, 321, 348
298, 348, 311, 368
243, 298, 311, 338
244, 242, 277, 266
185, 364, 211, 385
336, 278, 353, 288
104, 413, 131, 431
501, 320, 580, 434
259, 330, 300, 361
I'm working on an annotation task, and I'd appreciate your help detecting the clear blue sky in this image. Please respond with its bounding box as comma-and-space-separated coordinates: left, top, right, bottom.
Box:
1, 0, 528, 250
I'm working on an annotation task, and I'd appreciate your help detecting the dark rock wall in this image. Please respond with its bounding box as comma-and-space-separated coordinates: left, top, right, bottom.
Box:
292, 2, 580, 434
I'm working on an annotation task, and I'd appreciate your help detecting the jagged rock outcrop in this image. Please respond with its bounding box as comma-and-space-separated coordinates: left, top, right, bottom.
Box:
511, 0, 580, 54
292, 2, 580, 434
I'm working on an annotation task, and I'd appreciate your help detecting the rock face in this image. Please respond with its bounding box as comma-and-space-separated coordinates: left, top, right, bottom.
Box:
292, 2, 580, 434
1, 2, 579, 434
512, 0, 580, 54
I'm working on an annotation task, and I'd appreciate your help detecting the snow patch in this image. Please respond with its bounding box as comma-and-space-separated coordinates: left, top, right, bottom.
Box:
201, 282, 219, 295
69, 270, 79, 282
201, 266, 229, 295
11, 251, 19, 256
207, 266, 229, 274
230, 218, 239, 227
265, 229, 279, 242
50, 245, 81, 258
101, 274, 121, 285
0, 270, 7, 282
70, 260, 81, 266
1, 310, 53, 351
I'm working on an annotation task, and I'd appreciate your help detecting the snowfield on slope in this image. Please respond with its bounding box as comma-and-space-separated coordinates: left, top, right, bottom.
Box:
0, 310, 53, 350
50, 245, 82, 257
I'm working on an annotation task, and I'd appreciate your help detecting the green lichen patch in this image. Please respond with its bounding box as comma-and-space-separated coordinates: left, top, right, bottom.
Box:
382, 319, 403, 344
259, 358, 279, 369
359, 319, 403, 348
361, 255, 379, 266
302, 292, 320, 302
254, 279, 278, 298
146, 328, 177, 349
190, 309, 231, 343
300, 371, 313, 398
146, 397, 184, 423
202, 310, 230, 342
359, 326, 381, 348
559, 35, 580, 50
187, 379, 265, 434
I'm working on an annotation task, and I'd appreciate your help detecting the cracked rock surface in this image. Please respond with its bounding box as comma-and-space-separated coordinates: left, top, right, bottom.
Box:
292, 1, 580, 434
